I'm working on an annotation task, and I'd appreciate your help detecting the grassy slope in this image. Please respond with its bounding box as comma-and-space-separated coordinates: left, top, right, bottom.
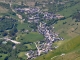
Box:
53, 52, 80, 60
54, 17, 80, 39
57, 1, 80, 18
34, 35, 80, 60
54, 0, 80, 39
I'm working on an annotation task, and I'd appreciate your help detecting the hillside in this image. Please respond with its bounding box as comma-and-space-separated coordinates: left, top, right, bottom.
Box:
0, 0, 80, 60
53, 0, 80, 40
34, 35, 80, 60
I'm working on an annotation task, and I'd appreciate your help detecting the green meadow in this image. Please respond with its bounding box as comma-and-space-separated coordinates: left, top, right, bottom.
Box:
0, 54, 8, 60
16, 32, 44, 42
24, 43, 36, 50
17, 22, 32, 31
18, 52, 27, 60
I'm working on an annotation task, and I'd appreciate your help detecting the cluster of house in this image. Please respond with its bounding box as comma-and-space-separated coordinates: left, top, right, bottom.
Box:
25, 22, 63, 60
15, 7, 40, 14
15, 7, 64, 23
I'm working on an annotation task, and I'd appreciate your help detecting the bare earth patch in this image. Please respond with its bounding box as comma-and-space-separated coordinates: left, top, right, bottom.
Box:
0, 6, 8, 13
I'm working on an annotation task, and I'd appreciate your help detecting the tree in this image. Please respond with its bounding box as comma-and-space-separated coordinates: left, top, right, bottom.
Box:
21, 1, 24, 5
2, 31, 8, 36
72, 13, 80, 22
4, 56, 8, 60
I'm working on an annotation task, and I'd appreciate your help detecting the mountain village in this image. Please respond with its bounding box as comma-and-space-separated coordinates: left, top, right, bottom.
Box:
25, 22, 63, 59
